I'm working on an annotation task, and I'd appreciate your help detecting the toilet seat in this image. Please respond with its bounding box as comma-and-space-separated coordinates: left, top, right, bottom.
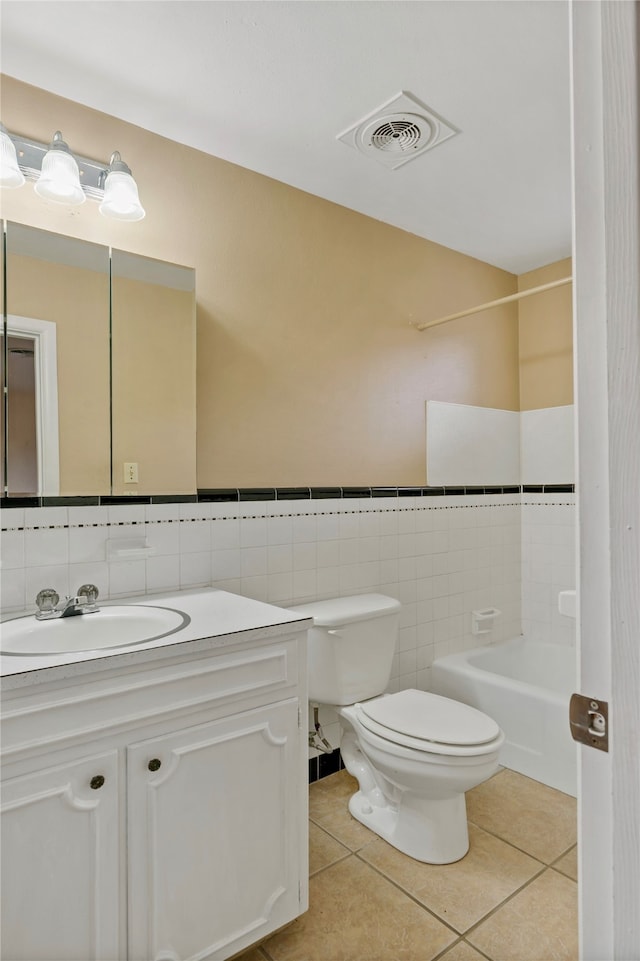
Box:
354, 689, 503, 757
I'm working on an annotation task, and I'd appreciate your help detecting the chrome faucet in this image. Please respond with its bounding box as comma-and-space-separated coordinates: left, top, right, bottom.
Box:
35, 585, 100, 620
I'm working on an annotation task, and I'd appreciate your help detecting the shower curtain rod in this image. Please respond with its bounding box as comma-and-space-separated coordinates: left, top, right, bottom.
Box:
414, 276, 573, 332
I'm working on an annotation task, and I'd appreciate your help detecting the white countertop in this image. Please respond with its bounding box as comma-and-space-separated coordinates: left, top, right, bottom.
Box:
1, 588, 312, 689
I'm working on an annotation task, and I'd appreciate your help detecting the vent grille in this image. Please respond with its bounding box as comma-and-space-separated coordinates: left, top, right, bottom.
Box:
370, 119, 423, 154
337, 91, 458, 170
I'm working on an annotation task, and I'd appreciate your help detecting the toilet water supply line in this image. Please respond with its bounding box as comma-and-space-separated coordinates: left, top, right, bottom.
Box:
309, 705, 333, 754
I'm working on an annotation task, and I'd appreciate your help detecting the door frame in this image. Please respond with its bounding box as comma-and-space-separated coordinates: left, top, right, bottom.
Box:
571, 2, 640, 958
6, 314, 59, 496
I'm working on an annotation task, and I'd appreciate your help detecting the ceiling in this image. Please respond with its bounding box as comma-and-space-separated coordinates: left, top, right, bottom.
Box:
0, 0, 571, 274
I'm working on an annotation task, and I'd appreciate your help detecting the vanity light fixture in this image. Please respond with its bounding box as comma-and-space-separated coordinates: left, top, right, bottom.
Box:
0, 126, 145, 222
0, 123, 25, 188
99, 151, 145, 222
34, 131, 85, 206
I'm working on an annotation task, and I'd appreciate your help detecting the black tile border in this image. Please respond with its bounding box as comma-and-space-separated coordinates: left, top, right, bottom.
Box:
0, 484, 576, 510
309, 748, 345, 784
310, 487, 342, 499
275, 488, 312, 500
197, 489, 239, 503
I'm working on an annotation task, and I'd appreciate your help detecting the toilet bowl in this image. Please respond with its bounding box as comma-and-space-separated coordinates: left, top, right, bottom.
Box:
290, 594, 504, 864
339, 689, 504, 863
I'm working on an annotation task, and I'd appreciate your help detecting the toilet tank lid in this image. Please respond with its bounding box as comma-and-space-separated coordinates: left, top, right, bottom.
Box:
288, 593, 401, 628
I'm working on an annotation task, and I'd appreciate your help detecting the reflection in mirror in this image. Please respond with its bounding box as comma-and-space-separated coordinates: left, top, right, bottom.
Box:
6, 337, 36, 493
111, 250, 196, 496
4, 223, 110, 496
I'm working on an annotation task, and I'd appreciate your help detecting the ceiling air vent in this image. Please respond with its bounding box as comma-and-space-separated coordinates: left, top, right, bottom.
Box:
337, 91, 458, 170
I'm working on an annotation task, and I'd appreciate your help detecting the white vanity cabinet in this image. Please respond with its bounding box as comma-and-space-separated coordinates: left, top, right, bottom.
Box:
127, 699, 302, 961
1, 598, 309, 961
1, 749, 122, 961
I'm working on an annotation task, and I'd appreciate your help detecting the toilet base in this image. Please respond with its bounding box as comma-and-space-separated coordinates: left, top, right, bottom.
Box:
347, 786, 470, 864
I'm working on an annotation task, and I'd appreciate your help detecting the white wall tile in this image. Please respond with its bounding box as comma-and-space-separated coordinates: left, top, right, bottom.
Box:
293, 542, 317, 571
211, 519, 240, 550
316, 567, 340, 598
146, 555, 181, 593
267, 572, 293, 603
212, 549, 241, 581
241, 547, 267, 578
25, 565, 70, 605
179, 520, 211, 554
24, 507, 67, 528
68, 527, 106, 564
293, 569, 317, 600
240, 517, 267, 548
268, 516, 293, 545
240, 575, 268, 602
146, 522, 180, 556
1, 529, 25, 569
317, 541, 340, 568
180, 551, 211, 588
1, 568, 26, 611
109, 560, 146, 597
2, 508, 24, 529
69, 563, 109, 598
25, 528, 69, 568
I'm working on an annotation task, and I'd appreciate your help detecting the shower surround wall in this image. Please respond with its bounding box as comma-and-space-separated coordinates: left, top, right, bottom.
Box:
521, 491, 576, 647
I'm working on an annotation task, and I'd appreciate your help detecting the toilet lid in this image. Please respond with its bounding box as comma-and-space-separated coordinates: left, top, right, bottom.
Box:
358, 689, 501, 747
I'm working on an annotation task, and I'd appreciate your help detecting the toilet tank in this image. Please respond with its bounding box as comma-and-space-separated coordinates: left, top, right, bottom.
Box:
289, 594, 401, 705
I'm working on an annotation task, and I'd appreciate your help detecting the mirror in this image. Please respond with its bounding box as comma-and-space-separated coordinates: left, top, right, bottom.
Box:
111, 250, 196, 496
3, 223, 111, 496
1, 223, 196, 498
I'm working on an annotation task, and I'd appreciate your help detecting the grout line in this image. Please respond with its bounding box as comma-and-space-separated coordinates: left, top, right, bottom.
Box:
462, 863, 550, 942
307, 815, 374, 856
430, 935, 465, 960
351, 849, 463, 938
309, 849, 352, 878
465, 818, 552, 866
549, 842, 578, 881
550, 841, 578, 865
431, 936, 494, 961
460, 939, 494, 961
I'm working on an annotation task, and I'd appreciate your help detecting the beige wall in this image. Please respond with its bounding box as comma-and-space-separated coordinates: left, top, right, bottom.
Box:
1, 75, 522, 487
518, 258, 573, 411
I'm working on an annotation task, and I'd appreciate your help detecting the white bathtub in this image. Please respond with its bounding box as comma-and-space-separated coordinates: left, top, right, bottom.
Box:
431, 638, 577, 796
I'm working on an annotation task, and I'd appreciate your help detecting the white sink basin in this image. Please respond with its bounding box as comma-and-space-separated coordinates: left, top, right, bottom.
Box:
0, 605, 190, 656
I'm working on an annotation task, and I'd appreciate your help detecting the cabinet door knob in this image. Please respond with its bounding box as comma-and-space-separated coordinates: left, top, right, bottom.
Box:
148, 758, 162, 772
90, 775, 105, 790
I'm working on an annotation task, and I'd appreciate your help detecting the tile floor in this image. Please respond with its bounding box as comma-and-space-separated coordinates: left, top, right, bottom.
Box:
236, 767, 578, 961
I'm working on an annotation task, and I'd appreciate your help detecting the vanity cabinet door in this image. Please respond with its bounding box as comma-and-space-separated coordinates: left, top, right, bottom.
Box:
127, 698, 302, 961
1, 750, 121, 961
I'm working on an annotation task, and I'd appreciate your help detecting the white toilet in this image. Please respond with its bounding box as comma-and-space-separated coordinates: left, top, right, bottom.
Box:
291, 593, 504, 864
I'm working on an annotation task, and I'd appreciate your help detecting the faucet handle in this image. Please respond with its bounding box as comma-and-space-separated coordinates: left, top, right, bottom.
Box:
77, 584, 100, 610
35, 588, 60, 614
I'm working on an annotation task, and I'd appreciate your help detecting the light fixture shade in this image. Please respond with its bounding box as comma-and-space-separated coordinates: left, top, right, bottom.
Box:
99, 167, 145, 222
0, 124, 25, 188
34, 131, 85, 206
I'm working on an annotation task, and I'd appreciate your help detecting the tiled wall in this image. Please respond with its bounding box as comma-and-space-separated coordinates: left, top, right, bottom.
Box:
521, 493, 576, 646
1, 491, 522, 758
1, 489, 576, 770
